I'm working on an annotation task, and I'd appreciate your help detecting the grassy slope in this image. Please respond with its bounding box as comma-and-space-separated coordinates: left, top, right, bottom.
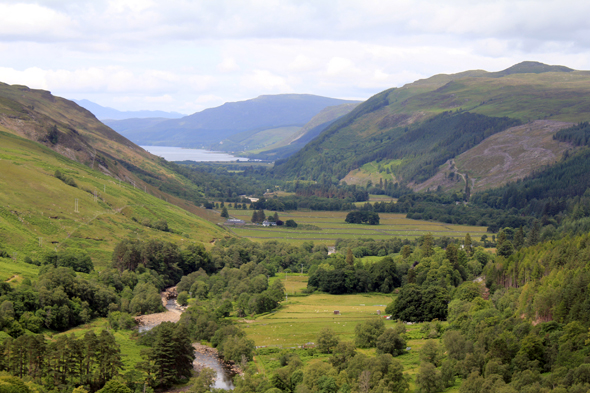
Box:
0, 130, 228, 269
0, 82, 211, 219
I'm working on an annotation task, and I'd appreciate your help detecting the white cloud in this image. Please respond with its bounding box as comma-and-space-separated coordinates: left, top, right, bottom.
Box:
325, 57, 359, 78
144, 94, 173, 103
0, 0, 589, 113
0, 3, 76, 41
289, 55, 318, 72
217, 58, 240, 73
241, 70, 292, 92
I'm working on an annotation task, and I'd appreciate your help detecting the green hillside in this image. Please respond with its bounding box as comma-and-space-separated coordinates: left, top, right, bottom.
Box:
274, 62, 590, 187
0, 82, 221, 209
0, 130, 227, 269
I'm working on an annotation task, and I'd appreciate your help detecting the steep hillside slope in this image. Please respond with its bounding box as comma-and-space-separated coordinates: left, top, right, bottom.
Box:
274, 62, 590, 188
117, 94, 359, 148
0, 82, 211, 208
413, 120, 573, 192
0, 131, 227, 269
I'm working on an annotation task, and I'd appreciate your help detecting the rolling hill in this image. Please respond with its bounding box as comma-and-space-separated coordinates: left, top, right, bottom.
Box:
113, 94, 360, 149
273, 62, 590, 190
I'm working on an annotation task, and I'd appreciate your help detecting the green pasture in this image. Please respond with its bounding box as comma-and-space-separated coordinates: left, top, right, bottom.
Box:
242, 293, 391, 348
240, 274, 394, 348
224, 209, 487, 246
243, 276, 460, 392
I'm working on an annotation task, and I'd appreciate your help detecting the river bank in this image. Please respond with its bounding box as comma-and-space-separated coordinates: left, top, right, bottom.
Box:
135, 287, 240, 390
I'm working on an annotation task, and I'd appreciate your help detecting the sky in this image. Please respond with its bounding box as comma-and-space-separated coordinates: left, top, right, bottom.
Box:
0, 0, 589, 115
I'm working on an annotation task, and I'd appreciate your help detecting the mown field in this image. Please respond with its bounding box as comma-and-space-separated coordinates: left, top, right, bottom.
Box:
224, 208, 487, 247
242, 274, 461, 392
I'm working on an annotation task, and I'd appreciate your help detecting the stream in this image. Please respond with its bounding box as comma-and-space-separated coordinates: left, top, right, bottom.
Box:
137, 290, 236, 390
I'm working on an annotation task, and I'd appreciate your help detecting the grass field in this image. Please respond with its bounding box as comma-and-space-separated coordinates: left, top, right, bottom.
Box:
243, 274, 460, 392
223, 209, 487, 247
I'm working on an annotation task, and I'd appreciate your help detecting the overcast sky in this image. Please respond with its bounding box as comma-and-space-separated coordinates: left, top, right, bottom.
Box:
1, 0, 588, 114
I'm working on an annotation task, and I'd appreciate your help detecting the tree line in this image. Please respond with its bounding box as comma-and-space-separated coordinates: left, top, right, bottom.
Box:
0, 330, 122, 392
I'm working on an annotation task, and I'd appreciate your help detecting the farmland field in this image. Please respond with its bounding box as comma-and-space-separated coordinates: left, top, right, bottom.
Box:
242, 274, 460, 392
240, 274, 394, 348
223, 208, 487, 247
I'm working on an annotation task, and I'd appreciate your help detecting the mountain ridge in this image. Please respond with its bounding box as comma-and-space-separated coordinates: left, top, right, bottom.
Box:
73, 99, 185, 120
273, 62, 590, 190
114, 94, 361, 149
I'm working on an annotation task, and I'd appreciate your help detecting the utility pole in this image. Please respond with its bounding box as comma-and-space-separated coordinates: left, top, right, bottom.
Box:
285, 272, 288, 302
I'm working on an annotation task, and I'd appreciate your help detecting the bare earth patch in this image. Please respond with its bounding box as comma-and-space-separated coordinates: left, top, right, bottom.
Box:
415, 120, 574, 192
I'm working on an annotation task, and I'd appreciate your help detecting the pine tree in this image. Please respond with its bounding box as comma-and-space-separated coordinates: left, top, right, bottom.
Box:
422, 233, 434, 257
251, 211, 259, 223
497, 230, 506, 248
514, 226, 525, 250
257, 209, 266, 223
401, 245, 412, 259
464, 233, 472, 255
97, 330, 123, 386
221, 206, 229, 218
171, 324, 195, 381
526, 220, 540, 247
346, 248, 354, 266
149, 323, 177, 388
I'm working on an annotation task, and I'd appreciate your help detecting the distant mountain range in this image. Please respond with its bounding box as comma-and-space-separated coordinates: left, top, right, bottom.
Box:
73, 99, 185, 120
106, 94, 360, 150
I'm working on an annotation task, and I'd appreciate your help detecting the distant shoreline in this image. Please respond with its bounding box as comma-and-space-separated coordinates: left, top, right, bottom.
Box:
141, 145, 252, 162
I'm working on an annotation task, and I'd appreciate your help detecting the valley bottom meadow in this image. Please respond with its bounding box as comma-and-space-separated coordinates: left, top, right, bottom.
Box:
224, 209, 487, 246
241, 274, 461, 392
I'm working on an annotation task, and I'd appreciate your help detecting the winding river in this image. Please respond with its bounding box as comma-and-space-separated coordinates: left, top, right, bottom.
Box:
137, 291, 236, 390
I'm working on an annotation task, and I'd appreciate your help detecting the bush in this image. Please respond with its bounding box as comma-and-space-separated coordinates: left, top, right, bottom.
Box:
177, 291, 189, 306
285, 219, 298, 228
354, 318, 385, 348
317, 327, 339, 354
153, 219, 169, 232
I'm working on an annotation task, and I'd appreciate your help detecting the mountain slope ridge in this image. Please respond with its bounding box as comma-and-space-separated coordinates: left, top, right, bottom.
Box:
274, 62, 590, 190
116, 94, 360, 148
